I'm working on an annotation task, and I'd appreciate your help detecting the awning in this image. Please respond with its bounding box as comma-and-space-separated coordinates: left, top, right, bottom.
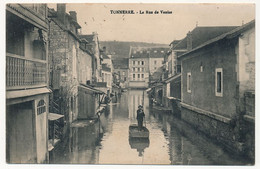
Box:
6, 87, 51, 99
145, 88, 152, 92
48, 113, 64, 121
164, 74, 181, 83
79, 83, 105, 94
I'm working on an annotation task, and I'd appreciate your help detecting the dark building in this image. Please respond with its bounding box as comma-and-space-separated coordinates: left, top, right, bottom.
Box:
179, 20, 255, 160
163, 26, 239, 116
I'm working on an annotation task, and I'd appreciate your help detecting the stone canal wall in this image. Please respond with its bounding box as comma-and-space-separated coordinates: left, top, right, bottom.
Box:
181, 103, 254, 161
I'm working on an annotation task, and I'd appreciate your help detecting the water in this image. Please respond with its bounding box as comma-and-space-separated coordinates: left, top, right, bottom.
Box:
50, 89, 250, 165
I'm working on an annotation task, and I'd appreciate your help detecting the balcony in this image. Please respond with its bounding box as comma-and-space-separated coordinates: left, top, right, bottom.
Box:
6, 53, 47, 90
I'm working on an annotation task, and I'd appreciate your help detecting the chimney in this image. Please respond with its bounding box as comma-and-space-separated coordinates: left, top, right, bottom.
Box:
57, 4, 66, 24
69, 11, 77, 22
187, 31, 192, 51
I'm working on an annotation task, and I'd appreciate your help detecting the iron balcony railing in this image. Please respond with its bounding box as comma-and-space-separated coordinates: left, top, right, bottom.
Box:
6, 53, 47, 90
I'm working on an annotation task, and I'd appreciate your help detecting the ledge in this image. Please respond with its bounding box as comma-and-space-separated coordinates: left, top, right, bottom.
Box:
167, 96, 181, 101
6, 87, 51, 99
181, 102, 231, 124
243, 115, 255, 123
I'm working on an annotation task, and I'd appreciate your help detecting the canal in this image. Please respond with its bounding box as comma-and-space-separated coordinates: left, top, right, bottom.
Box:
49, 89, 250, 165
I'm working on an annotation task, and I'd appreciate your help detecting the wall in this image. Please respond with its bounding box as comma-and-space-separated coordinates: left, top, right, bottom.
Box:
181, 39, 238, 119
129, 81, 149, 88
78, 49, 92, 84
149, 57, 164, 75
78, 87, 96, 119
49, 20, 79, 123
170, 76, 181, 99
6, 101, 36, 163
238, 27, 255, 113
114, 68, 129, 88
102, 71, 112, 88
35, 94, 49, 163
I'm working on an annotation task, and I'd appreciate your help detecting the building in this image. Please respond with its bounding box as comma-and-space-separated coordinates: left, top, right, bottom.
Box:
100, 63, 112, 94
128, 47, 150, 88
48, 4, 104, 143
128, 47, 169, 89
112, 58, 129, 89
79, 33, 103, 83
6, 4, 50, 163
179, 20, 255, 159
163, 26, 239, 116
148, 47, 169, 75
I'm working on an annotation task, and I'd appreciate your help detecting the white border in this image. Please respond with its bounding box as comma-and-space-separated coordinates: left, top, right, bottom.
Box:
1, 1, 259, 169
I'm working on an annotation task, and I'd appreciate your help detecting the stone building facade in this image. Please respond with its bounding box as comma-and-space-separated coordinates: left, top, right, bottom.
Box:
48, 4, 104, 142
6, 3, 50, 163
179, 20, 255, 160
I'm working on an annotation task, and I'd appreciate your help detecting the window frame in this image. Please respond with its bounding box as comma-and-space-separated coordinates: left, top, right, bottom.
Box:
187, 72, 191, 93
37, 99, 46, 115
215, 68, 223, 97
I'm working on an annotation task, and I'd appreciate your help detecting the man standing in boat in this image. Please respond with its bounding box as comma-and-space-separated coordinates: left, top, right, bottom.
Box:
137, 105, 145, 130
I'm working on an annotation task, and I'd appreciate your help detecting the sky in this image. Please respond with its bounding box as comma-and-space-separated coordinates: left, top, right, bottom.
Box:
48, 3, 255, 44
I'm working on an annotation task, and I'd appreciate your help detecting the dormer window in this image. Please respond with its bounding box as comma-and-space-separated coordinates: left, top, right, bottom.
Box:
154, 50, 157, 53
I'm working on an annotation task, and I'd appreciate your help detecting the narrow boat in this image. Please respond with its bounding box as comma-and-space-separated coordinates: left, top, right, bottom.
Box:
129, 124, 149, 138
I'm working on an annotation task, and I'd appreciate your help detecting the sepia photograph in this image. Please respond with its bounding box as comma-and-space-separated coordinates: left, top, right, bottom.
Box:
4, 2, 256, 166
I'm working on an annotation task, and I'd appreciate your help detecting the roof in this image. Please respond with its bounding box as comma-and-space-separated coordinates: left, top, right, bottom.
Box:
48, 113, 64, 121
102, 64, 111, 72
174, 26, 238, 50
79, 83, 105, 94
129, 47, 170, 59
179, 20, 255, 59
79, 34, 95, 43
48, 8, 81, 29
112, 58, 129, 69
170, 40, 181, 47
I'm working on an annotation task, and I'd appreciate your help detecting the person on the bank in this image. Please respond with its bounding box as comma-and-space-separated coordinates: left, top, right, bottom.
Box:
137, 105, 145, 130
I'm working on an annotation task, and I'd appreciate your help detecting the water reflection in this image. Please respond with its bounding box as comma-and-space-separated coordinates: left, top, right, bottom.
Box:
129, 138, 150, 157
50, 89, 250, 165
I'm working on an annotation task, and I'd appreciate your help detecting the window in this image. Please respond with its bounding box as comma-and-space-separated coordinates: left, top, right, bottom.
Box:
167, 83, 170, 97
141, 74, 144, 79
215, 68, 223, 97
187, 72, 191, 93
138, 61, 140, 65
138, 68, 140, 72
133, 68, 135, 72
133, 61, 135, 65
142, 61, 144, 65
122, 71, 125, 75
138, 74, 140, 78
154, 50, 157, 53
142, 68, 145, 72
37, 100, 46, 115
133, 74, 135, 79
154, 60, 157, 65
